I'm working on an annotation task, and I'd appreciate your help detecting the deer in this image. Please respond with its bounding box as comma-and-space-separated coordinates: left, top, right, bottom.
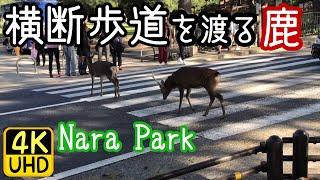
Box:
87, 56, 120, 97
152, 66, 225, 118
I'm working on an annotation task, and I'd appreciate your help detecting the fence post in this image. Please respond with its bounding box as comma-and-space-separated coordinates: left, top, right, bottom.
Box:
266, 135, 283, 180
293, 129, 309, 179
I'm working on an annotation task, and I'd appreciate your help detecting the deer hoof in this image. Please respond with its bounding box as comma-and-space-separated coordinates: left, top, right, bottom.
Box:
202, 113, 208, 117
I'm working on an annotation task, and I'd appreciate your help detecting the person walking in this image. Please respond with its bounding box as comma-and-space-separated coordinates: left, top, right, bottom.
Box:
35, 36, 46, 66
98, 32, 110, 62
63, 45, 77, 76
158, 20, 170, 65
47, 44, 61, 78
78, 23, 90, 75
110, 36, 124, 70
31, 41, 38, 60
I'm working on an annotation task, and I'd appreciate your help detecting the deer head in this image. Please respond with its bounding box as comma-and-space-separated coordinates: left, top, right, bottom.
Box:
152, 73, 173, 100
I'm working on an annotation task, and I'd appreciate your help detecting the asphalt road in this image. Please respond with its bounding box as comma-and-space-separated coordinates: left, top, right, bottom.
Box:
0, 51, 319, 180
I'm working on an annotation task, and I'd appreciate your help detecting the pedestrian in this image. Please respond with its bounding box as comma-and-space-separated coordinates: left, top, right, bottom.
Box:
78, 23, 90, 75
31, 41, 38, 60
47, 44, 61, 78
21, 42, 31, 55
158, 20, 170, 65
98, 32, 110, 62
176, 9, 186, 65
177, 42, 186, 64
36, 34, 46, 66
63, 45, 77, 76
110, 35, 125, 70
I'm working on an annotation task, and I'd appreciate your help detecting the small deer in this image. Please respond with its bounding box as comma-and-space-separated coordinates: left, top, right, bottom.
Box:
87, 56, 120, 97
152, 66, 225, 118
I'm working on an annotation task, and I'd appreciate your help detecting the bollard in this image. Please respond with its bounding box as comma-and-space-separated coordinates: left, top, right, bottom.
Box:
266, 135, 283, 180
292, 129, 309, 179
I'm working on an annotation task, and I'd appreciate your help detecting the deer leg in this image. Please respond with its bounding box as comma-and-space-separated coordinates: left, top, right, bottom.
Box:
91, 76, 94, 96
100, 76, 103, 96
186, 88, 195, 112
178, 88, 184, 113
108, 75, 119, 98
116, 78, 120, 97
215, 92, 226, 119
203, 96, 215, 116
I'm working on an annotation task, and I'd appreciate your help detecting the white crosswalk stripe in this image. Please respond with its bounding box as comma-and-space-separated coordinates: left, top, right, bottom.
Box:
30, 54, 320, 145
128, 75, 319, 117
159, 85, 320, 127
32, 54, 295, 93
103, 66, 318, 109
33, 54, 271, 92
199, 102, 320, 141
58, 56, 311, 98
81, 58, 317, 101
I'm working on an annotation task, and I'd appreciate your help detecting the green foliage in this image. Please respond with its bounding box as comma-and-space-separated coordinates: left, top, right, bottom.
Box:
60, 0, 118, 14
0, 0, 13, 6
61, 0, 220, 14
163, 0, 179, 11
0, 23, 3, 37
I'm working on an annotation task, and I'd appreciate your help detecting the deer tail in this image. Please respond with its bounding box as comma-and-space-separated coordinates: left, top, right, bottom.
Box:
215, 72, 221, 83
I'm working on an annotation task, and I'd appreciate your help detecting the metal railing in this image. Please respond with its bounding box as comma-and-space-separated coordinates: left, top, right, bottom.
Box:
302, 12, 320, 35
149, 129, 320, 180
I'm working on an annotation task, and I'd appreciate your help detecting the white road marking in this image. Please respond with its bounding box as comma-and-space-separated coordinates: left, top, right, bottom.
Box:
41, 98, 320, 180
0, 100, 83, 116
223, 58, 318, 78
103, 65, 319, 109
54, 74, 166, 97
128, 76, 319, 117
82, 86, 159, 102
32, 54, 291, 92
159, 86, 320, 127
87, 58, 317, 102
33, 63, 194, 92
39, 148, 151, 180
199, 102, 320, 140
52, 56, 308, 97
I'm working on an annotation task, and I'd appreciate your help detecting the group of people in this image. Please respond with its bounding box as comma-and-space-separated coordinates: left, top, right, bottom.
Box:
157, 19, 188, 65
14, 22, 125, 78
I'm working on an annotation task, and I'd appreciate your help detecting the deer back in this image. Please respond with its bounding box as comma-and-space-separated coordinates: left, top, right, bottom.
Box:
91, 61, 113, 77
171, 67, 220, 89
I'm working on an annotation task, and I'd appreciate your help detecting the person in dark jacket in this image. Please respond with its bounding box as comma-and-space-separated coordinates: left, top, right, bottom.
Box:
78, 23, 90, 75
47, 44, 61, 78
158, 20, 170, 64
110, 36, 124, 70
35, 34, 46, 66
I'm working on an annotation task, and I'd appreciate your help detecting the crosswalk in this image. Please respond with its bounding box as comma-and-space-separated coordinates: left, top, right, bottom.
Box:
33, 54, 320, 141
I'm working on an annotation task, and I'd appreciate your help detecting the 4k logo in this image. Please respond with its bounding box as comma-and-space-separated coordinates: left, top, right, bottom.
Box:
3, 127, 54, 177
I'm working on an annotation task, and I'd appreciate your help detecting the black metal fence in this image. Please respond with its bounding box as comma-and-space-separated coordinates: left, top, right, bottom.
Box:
149, 129, 320, 180
302, 12, 320, 35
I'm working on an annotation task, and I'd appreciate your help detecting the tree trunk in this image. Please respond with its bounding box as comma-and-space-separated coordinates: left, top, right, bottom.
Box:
178, 0, 192, 13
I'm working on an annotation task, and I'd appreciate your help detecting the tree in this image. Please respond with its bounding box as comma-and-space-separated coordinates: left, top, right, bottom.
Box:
60, 0, 118, 15
0, 0, 13, 6
178, 0, 192, 12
